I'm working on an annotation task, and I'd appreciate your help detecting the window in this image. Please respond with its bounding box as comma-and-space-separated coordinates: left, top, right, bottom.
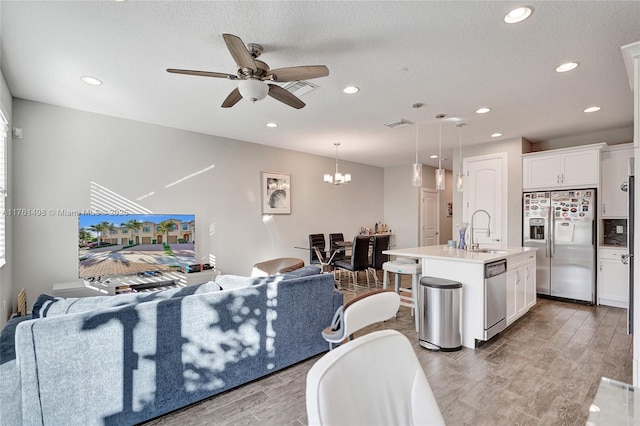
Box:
182, 224, 188, 230
143, 226, 150, 233
0, 112, 7, 267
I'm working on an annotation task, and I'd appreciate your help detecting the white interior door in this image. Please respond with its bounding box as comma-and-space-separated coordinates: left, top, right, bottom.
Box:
463, 153, 507, 249
420, 188, 439, 246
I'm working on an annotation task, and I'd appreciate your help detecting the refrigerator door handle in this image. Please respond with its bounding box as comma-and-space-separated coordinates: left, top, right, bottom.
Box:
549, 210, 554, 257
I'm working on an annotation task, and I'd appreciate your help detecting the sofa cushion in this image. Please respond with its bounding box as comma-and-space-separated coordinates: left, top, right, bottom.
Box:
280, 265, 321, 280
215, 265, 321, 291
214, 274, 263, 291
31, 280, 221, 318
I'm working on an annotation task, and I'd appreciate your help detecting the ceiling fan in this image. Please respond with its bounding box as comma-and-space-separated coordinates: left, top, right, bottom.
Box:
167, 33, 329, 109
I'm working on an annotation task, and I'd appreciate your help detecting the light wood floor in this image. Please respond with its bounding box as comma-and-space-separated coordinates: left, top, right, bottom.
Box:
143, 276, 633, 426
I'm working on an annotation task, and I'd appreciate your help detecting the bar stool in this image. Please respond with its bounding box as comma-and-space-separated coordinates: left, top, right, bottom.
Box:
382, 260, 421, 332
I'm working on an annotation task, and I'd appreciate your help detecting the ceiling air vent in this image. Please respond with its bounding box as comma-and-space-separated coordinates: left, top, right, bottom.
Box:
384, 118, 414, 129
281, 80, 318, 97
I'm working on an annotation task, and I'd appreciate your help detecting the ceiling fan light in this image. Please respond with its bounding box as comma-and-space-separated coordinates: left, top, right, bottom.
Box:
238, 78, 268, 102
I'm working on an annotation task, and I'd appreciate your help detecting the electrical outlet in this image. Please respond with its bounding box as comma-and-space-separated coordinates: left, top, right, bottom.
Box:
617, 225, 624, 234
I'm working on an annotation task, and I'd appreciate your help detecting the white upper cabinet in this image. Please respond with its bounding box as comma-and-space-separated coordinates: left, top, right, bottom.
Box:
522, 143, 606, 190
601, 144, 634, 218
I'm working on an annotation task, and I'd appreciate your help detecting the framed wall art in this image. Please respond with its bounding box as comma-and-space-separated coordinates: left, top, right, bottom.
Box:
261, 171, 291, 214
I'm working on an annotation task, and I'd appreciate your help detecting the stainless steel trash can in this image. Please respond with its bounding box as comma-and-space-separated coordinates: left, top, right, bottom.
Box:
418, 276, 462, 351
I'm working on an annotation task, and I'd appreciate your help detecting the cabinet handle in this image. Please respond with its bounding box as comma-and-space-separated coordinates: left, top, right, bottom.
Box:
603, 203, 606, 215
599, 261, 602, 271
557, 174, 560, 184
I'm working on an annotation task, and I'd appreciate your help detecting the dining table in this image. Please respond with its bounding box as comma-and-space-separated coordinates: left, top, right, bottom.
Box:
294, 241, 353, 272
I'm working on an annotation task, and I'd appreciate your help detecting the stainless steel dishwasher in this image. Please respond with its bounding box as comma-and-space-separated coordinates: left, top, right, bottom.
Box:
484, 259, 507, 340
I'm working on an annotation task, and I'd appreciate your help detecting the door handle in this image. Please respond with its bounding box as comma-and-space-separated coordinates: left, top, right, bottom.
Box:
621, 254, 633, 265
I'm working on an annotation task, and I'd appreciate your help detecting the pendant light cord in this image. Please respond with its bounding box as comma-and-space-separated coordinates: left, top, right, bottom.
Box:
438, 122, 442, 170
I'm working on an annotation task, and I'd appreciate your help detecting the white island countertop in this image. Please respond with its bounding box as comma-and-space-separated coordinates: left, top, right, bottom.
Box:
383, 245, 536, 264
382, 244, 538, 349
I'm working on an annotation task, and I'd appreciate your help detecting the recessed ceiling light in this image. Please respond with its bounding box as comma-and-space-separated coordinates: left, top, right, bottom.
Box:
266, 122, 278, 128
504, 6, 533, 24
555, 62, 579, 73
430, 155, 438, 159
584, 106, 602, 113
491, 133, 503, 138
81, 76, 102, 86
343, 86, 359, 94
476, 107, 491, 114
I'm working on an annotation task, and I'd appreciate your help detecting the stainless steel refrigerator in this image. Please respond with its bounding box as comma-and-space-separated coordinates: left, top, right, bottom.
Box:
523, 189, 596, 303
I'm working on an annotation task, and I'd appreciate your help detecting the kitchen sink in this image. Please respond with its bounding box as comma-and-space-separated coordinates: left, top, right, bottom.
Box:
468, 249, 508, 255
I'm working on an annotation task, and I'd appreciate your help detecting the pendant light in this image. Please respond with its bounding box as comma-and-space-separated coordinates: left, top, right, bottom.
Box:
323, 142, 351, 185
435, 114, 446, 190
412, 103, 423, 186
456, 122, 466, 192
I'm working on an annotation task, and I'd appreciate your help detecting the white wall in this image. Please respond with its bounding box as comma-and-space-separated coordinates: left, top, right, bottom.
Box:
11, 99, 385, 302
0, 68, 13, 327
383, 164, 452, 249
532, 126, 633, 151
451, 138, 525, 248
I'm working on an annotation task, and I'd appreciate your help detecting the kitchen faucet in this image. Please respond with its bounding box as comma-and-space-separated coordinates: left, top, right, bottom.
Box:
468, 209, 491, 250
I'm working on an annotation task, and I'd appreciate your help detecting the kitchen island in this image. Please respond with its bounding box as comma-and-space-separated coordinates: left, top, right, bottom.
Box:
383, 245, 537, 349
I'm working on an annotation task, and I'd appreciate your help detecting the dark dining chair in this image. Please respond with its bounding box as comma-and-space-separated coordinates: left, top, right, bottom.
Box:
367, 234, 390, 286
334, 236, 371, 291
309, 233, 327, 265
329, 233, 348, 263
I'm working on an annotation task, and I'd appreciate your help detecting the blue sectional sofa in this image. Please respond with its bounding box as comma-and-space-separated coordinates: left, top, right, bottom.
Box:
0, 266, 341, 425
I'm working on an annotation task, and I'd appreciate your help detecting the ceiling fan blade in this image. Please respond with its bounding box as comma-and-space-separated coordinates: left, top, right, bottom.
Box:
266, 65, 329, 82
166, 68, 237, 79
221, 88, 243, 108
268, 84, 305, 109
222, 33, 257, 73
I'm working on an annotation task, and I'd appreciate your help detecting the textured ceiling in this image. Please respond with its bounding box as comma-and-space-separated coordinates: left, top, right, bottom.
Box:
1, 1, 640, 169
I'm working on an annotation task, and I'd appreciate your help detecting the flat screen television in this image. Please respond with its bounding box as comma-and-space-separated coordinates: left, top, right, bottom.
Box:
78, 213, 196, 279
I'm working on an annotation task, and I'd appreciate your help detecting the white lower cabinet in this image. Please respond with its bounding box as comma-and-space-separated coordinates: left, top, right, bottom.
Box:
598, 247, 629, 308
506, 253, 536, 326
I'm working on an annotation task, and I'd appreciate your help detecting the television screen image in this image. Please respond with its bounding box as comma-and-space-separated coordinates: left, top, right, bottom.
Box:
78, 213, 196, 279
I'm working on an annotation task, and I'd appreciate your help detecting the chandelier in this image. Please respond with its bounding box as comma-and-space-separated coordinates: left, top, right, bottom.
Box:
324, 143, 351, 185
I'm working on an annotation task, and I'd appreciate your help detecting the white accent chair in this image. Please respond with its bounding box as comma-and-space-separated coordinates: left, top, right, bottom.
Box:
306, 329, 446, 426
321, 289, 400, 350
382, 259, 421, 332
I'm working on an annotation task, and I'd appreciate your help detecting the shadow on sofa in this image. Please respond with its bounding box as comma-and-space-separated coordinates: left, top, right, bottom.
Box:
1, 266, 341, 425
